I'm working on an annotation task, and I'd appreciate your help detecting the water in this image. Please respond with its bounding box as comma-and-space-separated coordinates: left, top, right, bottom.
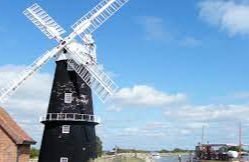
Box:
155, 155, 249, 162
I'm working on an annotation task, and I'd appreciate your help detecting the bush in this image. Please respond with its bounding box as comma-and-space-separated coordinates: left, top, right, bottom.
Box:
30, 147, 39, 158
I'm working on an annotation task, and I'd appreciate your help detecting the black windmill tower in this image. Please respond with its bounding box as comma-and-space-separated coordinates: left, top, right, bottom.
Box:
0, 0, 130, 162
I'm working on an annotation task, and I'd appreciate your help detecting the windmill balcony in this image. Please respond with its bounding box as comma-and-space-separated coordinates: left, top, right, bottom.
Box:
40, 113, 101, 124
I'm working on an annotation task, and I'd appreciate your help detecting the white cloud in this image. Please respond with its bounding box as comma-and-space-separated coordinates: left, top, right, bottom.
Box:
185, 122, 209, 129
159, 104, 249, 145
136, 16, 203, 46
164, 104, 249, 122
143, 121, 171, 130
109, 85, 186, 111
1, 64, 247, 150
122, 124, 168, 138
0, 65, 53, 145
136, 16, 171, 41
199, 0, 249, 37
118, 121, 195, 139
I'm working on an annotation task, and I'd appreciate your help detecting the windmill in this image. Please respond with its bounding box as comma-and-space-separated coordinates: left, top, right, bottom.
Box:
0, 0, 130, 161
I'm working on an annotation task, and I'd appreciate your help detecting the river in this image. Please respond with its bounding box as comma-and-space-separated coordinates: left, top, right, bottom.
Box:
155, 155, 249, 162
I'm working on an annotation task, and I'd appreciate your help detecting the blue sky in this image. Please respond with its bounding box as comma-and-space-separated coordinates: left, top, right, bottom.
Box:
2, 0, 249, 151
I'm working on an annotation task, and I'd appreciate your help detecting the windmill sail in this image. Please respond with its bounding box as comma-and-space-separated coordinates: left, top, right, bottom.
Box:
1, 1, 130, 161
1, 0, 130, 103
0, 47, 61, 103
72, 0, 129, 39
24, 3, 66, 39
67, 59, 118, 102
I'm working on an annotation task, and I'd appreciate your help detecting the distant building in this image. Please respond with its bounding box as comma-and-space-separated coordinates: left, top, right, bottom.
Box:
0, 107, 36, 162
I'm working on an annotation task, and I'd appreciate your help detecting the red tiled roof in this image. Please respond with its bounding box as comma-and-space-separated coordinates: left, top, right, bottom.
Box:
0, 107, 36, 145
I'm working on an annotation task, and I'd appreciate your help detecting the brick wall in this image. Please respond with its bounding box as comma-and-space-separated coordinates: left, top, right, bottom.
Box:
0, 127, 17, 162
18, 145, 31, 162
0, 127, 31, 162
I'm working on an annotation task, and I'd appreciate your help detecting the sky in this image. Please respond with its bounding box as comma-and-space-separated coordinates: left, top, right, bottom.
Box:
2, 0, 249, 151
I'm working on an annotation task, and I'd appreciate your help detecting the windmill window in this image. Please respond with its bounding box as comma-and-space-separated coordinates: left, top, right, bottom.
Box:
64, 93, 72, 103
62, 125, 70, 134
67, 64, 74, 71
60, 157, 68, 162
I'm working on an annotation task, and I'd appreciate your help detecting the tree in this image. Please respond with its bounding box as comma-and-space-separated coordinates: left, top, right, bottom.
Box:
228, 146, 243, 152
172, 148, 184, 153
159, 149, 170, 153
30, 147, 39, 158
96, 136, 103, 157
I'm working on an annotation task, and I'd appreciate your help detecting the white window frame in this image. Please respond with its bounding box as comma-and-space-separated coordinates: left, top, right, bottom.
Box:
62, 125, 70, 134
67, 63, 74, 71
64, 93, 73, 103
60, 157, 68, 162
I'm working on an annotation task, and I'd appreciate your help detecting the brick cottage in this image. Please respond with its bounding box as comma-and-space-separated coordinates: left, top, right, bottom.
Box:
0, 107, 36, 162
